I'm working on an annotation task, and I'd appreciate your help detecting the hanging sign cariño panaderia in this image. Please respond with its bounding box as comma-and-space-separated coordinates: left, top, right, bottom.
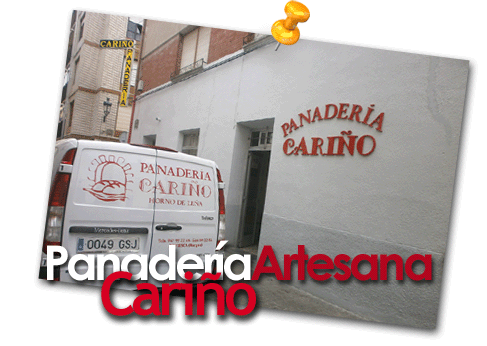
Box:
99, 40, 134, 107
99, 39, 134, 48
120, 48, 133, 107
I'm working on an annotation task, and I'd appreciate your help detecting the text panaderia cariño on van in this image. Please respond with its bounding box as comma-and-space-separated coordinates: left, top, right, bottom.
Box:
139, 163, 213, 207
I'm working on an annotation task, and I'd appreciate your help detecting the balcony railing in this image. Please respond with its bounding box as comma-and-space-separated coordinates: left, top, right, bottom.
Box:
171, 58, 206, 80
242, 33, 275, 53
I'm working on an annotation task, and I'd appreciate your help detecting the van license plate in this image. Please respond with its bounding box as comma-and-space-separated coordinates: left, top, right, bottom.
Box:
76, 237, 140, 253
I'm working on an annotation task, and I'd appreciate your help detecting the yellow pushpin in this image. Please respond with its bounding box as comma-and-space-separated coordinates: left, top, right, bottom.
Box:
271, 1, 310, 51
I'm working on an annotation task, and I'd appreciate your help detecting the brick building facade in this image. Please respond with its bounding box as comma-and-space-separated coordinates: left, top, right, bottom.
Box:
136, 20, 252, 95
59, 11, 142, 141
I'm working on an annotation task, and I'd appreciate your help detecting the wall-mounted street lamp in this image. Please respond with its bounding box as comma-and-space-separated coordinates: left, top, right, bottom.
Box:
103, 98, 112, 122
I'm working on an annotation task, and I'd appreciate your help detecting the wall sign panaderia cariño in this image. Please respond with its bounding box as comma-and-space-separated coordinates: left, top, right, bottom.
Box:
281, 103, 384, 156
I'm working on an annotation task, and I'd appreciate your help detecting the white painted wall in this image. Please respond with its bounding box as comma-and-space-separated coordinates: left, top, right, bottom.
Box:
131, 38, 468, 327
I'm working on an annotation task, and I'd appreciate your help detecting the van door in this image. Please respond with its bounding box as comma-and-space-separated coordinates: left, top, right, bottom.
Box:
148, 150, 218, 283
59, 141, 157, 286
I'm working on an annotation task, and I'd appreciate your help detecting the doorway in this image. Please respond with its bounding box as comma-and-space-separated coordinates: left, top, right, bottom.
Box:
237, 150, 271, 248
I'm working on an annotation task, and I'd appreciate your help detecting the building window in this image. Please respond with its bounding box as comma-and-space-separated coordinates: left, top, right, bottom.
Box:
171, 27, 211, 79
69, 100, 75, 127
78, 12, 85, 41
180, 27, 211, 70
70, 11, 77, 28
127, 20, 142, 41
181, 131, 199, 156
72, 58, 79, 83
250, 130, 273, 149
79, 22, 84, 41
143, 134, 156, 146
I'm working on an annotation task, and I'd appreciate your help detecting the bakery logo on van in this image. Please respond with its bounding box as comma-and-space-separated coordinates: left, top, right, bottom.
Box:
84, 155, 133, 202
281, 104, 384, 157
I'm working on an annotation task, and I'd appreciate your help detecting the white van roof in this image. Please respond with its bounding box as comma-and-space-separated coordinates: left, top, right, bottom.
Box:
56, 139, 217, 169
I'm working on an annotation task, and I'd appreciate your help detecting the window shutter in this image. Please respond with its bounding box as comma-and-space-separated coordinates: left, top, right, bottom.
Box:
181, 29, 198, 68
196, 27, 211, 63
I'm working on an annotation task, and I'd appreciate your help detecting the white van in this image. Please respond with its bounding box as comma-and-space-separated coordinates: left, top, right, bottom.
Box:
39, 139, 226, 288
